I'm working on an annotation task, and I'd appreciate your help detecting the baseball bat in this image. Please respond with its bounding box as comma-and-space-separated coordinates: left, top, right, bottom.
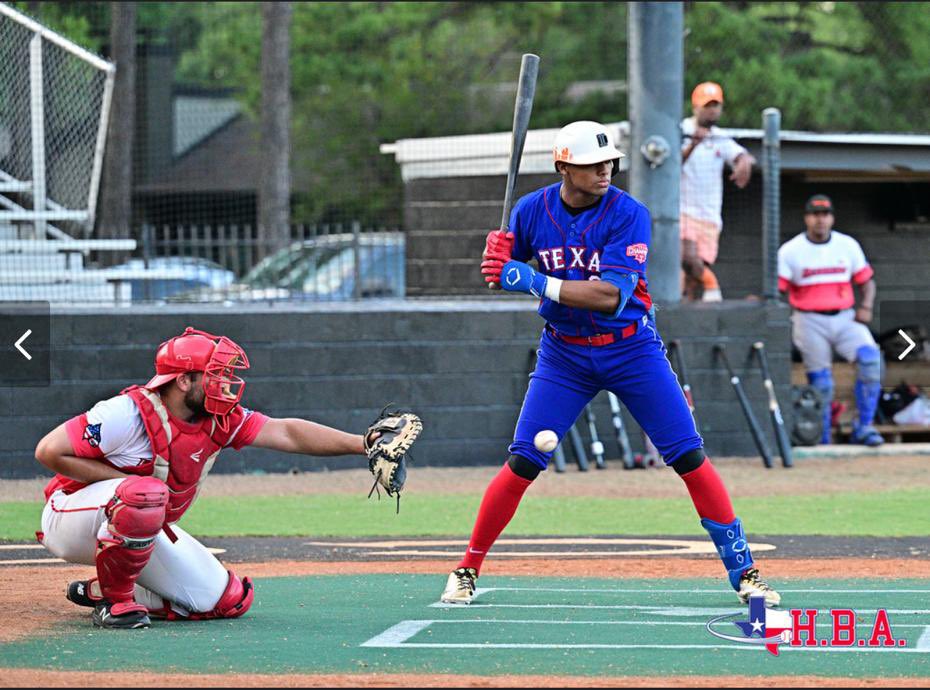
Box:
668, 339, 700, 434
641, 432, 661, 468
489, 53, 539, 290
713, 344, 774, 469
567, 421, 589, 471
583, 402, 607, 469
752, 341, 794, 469
607, 391, 635, 470
552, 440, 567, 473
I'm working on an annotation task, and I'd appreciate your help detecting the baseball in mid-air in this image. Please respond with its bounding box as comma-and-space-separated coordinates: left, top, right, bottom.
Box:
534, 429, 559, 452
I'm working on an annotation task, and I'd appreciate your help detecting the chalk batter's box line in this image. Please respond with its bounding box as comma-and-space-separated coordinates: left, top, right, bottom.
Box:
360, 586, 930, 651
361, 619, 930, 652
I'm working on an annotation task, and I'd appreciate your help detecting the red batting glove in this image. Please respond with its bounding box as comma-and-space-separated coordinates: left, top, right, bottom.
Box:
481, 258, 505, 286
483, 229, 515, 262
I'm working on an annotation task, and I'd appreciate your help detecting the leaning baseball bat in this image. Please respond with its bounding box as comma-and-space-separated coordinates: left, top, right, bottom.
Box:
607, 391, 635, 470
752, 341, 794, 468
488, 53, 539, 290
668, 339, 700, 434
552, 441, 567, 473
567, 421, 590, 472
583, 402, 607, 469
713, 344, 774, 469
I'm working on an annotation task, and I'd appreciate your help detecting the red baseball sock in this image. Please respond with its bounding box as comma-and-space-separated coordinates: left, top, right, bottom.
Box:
458, 463, 534, 574
679, 458, 735, 524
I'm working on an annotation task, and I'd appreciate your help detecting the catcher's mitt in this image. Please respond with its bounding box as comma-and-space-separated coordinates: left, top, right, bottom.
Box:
364, 405, 422, 512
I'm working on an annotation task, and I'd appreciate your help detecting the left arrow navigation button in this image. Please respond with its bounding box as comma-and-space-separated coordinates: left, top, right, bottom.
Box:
14, 329, 32, 360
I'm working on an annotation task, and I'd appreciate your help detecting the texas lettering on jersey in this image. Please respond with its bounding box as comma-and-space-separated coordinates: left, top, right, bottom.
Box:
509, 182, 654, 336
537, 246, 601, 274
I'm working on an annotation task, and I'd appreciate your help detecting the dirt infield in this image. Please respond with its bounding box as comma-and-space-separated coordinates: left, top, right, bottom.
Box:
2, 668, 927, 688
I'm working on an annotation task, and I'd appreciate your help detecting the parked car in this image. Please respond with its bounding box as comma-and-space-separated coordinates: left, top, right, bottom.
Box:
169, 232, 404, 303
103, 256, 235, 301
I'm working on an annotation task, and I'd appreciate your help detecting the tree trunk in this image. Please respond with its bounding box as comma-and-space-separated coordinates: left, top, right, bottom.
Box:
96, 2, 136, 266
258, 1, 292, 260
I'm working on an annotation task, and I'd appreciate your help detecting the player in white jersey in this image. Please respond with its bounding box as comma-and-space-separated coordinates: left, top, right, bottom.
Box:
680, 81, 755, 302
777, 195, 883, 446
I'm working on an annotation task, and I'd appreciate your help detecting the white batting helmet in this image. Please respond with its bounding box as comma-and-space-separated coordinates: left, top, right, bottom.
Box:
553, 121, 624, 175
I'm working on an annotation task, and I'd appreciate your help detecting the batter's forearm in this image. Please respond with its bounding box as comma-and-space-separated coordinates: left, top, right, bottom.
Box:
557, 281, 621, 314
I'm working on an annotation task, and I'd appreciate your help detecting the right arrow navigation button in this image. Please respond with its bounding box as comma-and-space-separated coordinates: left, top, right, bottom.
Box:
897, 329, 916, 360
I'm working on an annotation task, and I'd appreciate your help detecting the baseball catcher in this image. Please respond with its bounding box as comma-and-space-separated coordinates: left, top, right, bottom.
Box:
34, 326, 422, 629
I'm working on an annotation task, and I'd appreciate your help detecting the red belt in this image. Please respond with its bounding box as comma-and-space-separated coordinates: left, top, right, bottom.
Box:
547, 321, 638, 346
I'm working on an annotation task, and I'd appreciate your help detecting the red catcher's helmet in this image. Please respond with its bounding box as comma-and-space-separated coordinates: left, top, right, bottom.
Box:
145, 327, 250, 431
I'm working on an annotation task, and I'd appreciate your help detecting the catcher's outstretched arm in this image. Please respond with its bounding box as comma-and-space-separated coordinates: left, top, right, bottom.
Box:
252, 417, 367, 456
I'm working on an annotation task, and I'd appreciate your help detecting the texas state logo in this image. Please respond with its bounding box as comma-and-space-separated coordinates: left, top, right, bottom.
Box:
707, 596, 907, 656
626, 243, 648, 264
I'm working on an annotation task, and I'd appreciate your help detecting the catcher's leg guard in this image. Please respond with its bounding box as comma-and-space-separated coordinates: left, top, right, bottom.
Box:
700, 516, 754, 592
183, 570, 254, 620
95, 476, 168, 620
807, 368, 834, 444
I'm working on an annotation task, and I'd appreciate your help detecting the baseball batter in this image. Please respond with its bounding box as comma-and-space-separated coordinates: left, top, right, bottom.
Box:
35, 327, 389, 629
441, 121, 780, 607
778, 194, 884, 446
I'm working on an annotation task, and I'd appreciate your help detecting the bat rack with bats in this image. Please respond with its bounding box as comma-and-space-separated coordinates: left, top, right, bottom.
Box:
488, 53, 539, 290
713, 343, 774, 469
583, 399, 607, 470
607, 391, 635, 470
752, 341, 794, 469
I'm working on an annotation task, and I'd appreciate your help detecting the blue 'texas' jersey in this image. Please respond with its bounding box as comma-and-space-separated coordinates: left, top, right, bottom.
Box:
509, 182, 654, 336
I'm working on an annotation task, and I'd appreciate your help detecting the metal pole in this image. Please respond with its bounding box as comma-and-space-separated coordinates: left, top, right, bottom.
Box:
29, 34, 47, 240
628, 2, 684, 305
352, 220, 361, 300
87, 67, 116, 236
762, 108, 781, 300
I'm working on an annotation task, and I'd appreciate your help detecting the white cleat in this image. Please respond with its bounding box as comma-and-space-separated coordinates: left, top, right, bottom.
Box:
440, 567, 477, 605
737, 567, 781, 607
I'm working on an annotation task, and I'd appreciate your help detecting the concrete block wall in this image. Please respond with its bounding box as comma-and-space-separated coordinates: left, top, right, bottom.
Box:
2, 300, 790, 479
405, 171, 930, 305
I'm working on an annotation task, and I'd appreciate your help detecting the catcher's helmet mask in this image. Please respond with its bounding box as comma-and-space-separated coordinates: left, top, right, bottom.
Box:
145, 327, 250, 432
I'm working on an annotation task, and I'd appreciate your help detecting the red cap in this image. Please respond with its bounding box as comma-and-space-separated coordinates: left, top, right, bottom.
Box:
692, 82, 724, 108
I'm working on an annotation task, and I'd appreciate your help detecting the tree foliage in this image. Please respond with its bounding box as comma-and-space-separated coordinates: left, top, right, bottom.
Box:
12, 1, 930, 223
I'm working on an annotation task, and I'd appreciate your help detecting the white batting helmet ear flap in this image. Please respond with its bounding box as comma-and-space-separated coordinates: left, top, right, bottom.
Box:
553, 121, 624, 176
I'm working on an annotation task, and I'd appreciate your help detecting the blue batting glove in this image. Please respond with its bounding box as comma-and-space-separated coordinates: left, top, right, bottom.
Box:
500, 260, 548, 297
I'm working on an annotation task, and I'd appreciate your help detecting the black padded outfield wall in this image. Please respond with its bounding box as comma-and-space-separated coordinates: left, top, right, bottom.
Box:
1, 301, 790, 478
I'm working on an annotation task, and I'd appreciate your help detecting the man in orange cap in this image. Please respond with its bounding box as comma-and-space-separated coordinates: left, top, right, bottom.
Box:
34, 326, 391, 629
680, 81, 755, 302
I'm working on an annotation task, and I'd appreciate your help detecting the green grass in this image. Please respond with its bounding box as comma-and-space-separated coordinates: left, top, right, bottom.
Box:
3, 487, 928, 540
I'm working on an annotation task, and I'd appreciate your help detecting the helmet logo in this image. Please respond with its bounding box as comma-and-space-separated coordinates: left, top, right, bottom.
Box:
554, 146, 572, 162
596, 133, 608, 147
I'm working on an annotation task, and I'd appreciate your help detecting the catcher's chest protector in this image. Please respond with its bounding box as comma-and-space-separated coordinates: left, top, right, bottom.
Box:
123, 386, 232, 524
